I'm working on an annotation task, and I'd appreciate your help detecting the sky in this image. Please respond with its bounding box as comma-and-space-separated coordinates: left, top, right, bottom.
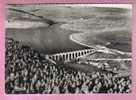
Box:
91, 4, 132, 9
55, 4, 132, 9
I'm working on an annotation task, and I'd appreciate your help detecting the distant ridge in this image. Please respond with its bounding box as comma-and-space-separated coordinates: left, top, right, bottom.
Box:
8, 7, 57, 25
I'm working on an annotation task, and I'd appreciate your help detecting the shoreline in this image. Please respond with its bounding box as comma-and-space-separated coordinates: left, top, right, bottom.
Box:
69, 34, 94, 49
69, 33, 131, 55
60, 23, 132, 55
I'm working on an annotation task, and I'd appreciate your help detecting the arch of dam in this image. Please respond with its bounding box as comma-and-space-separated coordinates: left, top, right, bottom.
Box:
46, 49, 96, 62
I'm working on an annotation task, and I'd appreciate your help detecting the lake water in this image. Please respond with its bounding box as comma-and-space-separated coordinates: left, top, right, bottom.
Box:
6, 6, 131, 54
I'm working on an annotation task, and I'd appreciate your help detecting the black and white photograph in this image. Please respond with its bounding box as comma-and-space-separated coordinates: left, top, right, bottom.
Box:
5, 4, 132, 94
